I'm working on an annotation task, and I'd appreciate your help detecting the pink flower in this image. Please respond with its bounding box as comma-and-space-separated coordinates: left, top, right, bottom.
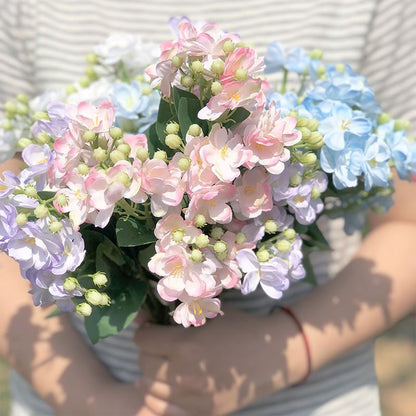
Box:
123, 134, 148, 159
232, 167, 273, 219
154, 213, 200, 245
68, 101, 115, 133
199, 124, 250, 183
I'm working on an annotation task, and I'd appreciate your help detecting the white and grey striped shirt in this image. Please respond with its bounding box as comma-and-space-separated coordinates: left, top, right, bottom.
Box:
1, 0, 415, 415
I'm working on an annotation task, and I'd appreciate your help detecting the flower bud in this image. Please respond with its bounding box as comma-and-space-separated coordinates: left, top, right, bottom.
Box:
79, 76, 90, 88
76, 302, 92, 317
213, 240, 227, 254
24, 185, 38, 198
165, 133, 182, 149
307, 118, 320, 131
210, 226, 224, 240
211, 60, 225, 75
99, 293, 111, 306
275, 239, 291, 252
178, 157, 191, 171
377, 113, 391, 125
256, 249, 270, 262
311, 187, 321, 199
211, 81, 222, 95
222, 40, 235, 54
181, 75, 194, 88
195, 234, 210, 248
309, 49, 323, 60
306, 131, 324, 149
172, 229, 185, 242
34, 204, 49, 219
17, 93, 29, 103
136, 147, 149, 162
93, 272, 108, 287
49, 221, 63, 233
190, 60, 204, 73
194, 214, 206, 228
296, 117, 309, 128
77, 163, 90, 175
109, 127, 123, 140
264, 219, 278, 234
85, 66, 98, 80
55, 193, 68, 207
235, 232, 247, 245
83, 130, 96, 142
33, 111, 50, 121
153, 150, 168, 162
190, 248, 203, 262
166, 122, 180, 135
85, 289, 104, 306
394, 119, 410, 131
93, 147, 107, 162
17, 138, 33, 149
1, 120, 13, 131
142, 85, 153, 96
172, 55, 183, 68
316, 65, 326, 78
300, 152, 317, 166
282, 228, 296, 241
110, 149, 126, 164
335, 63, 345, 72
234, 68, 248, 81
66, 85, 78, 95
298, 126, 311, 140
117, 143, 131, 155
216, 251, 228, 261
15, 213, 28, 226
116, 172, 131, 187
63, 277, 79, 291
289, 173, 303, 187
86, 53, 99, 65
4, 101, 17, 115
36, 133, 50, 144
187, 124, 202, 137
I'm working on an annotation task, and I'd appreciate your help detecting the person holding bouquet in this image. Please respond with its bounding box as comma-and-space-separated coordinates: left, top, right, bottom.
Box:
0, 1, 415, 415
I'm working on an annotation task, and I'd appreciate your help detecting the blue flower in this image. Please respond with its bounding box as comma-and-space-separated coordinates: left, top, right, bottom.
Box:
112, 81, 149, 120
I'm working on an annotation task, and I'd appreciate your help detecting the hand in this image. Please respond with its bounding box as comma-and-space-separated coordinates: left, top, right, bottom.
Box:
134, 307, 305, 416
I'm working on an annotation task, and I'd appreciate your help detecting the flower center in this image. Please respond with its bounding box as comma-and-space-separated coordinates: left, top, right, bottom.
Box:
340, 120, 351, 130
171, 264, 184, 277
244, 185, 255, 195
191, 301, 203, 316
25, 237, 36, 246
220, 145, 229, 159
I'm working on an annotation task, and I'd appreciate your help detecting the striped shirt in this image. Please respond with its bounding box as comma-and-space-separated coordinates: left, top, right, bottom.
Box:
1, 0, 415, 414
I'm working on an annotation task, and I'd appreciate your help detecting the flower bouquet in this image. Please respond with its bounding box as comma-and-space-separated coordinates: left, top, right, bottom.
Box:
1, 18, 415, 343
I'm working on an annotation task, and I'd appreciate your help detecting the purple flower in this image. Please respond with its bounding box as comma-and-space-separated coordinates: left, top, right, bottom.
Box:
0, 202, 18, 249
32, 101, 70, 138
20, 144, 54, 190
272, 236, 306, 280
236, 249, 289, 299
0, 171, 20, 199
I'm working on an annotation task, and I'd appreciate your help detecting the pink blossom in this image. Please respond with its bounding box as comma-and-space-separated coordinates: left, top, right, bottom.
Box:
154, 213, 200, 245
67, 101, 115, 133
232, 167, 273, 219
122, 134, 148, 159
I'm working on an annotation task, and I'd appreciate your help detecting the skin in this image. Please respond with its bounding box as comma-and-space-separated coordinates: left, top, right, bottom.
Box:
0, 156, 415, 415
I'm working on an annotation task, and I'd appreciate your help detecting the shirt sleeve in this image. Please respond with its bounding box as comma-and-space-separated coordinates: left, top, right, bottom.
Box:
361, 0, 416, 136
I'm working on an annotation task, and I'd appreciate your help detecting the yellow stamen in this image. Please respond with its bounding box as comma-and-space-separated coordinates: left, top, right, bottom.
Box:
340, 120, 351, 130
0, 185, 6, 191
220, 145, 229, 159
244, 185, 254, 195
231, 92, 240, 102
191, 301, 203, 315
36, 158, 48, 165
25, 237, 36, 246
171, 264, 184, 277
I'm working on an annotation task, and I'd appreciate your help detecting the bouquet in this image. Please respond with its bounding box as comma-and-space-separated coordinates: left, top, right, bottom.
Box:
1, 18, 415, 343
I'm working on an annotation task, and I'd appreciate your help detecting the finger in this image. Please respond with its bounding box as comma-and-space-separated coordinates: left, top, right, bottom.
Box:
144, 393, 188, 416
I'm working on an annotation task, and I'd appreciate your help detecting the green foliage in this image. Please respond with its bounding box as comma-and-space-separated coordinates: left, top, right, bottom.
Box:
222, 107, 250, 129
116, 217, 157, 247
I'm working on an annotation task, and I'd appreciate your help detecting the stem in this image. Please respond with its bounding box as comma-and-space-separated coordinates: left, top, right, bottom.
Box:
281, 69, 288, 94
116, 199, 147, 220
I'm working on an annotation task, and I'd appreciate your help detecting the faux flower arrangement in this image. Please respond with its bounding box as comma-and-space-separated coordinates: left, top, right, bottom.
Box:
0, 18, 415, 343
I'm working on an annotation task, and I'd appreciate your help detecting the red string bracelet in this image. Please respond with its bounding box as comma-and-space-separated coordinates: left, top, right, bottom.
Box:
279, 306, 312, 386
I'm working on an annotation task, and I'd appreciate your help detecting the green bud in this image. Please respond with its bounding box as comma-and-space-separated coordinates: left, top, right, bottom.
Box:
24, 185, 37, 198
110, 149, 126, 164
1, 120, 13, 131
213, 240, 227, 254
172, 229, 185, 242
83, 130, 96, 142
307, 118, 320, 131
298, 126, 311, 140
190, 248, 203, 262
316, 65, 326, 78
117, 143, 131, 156
282, 228, 296, 241
93, 272, 108, 287
109, 127, 123, 140
311, 187, 321, 199
17, 138, 33, 149
210, 226, 224, 240
55, 193, 68, 207
335, 63, 345, 72
177, 157, 191, 171
215, 251, 228, 261
222, 40, 235, 54
85, 289, 104, 306
211, 60, 225, 75
77, 163, 90, 175
16, 103, 29, 116
153, 150, 168, 162
17, 93, 29, 103
93, 147, 107, 162
211, 81, 222, 95
65, 85, 78, 95
275, 239, 291, 252
86, 52, 99, 65
172, 55, 183, 68
4, 101, 17, 115
99, 293, 111, 306
309, 48, 323, 60
15, 213, 28, 226
307, 131, 324, 148
135, 75, 145, 82
289, 173, 303, 187
85, 66, 98, 80
256, 249, 270, 262
181, 75, 194, 88
63, 277, 79, 292
190, 60, 204, 73
34, 204, 49, 219
296, 117, 310, 128
166, 121, 180, 135
235, 232, 247, 245
195, 234, 210, 248
300, 152, 318, 166
187, 124, 202, 137
394, 119, 410, 131
288, 110, 299, 118
234, 68, 248, 81
79, 76, 90, 88
194, 214, 206, 228
165, 133, 182, 149
116, 172, 131, 187
136, 147, 149, 162
33, 111, 49, 121
76, 302, 92, 317
36, 133, 50, 144
142, 85, 153, 96
372, 205, 388, 214
264, 219, 278, 234
377, 113, 391, 125
49, 221, 63, 233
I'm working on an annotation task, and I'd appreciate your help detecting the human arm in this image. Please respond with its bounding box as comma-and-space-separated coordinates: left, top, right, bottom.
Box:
134, 175, 416, 416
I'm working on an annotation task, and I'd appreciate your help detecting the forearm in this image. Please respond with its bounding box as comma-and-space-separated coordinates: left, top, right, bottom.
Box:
0, 253, 136, 415
286, 220, 416, 375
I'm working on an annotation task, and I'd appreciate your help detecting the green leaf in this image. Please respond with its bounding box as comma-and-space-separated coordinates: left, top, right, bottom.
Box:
84, 280, 147, 344
138, 243, 156, 272
116, 217, 157, 247
37, 191, 56, 200
223, 107, 250, 129
157, 96, 175, 124
177, 97, 207, 137
172, 86, 199, 114
305, 222, 330, 250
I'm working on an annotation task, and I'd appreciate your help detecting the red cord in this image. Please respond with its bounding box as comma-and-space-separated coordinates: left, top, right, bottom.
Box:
279, 306, 312, 386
